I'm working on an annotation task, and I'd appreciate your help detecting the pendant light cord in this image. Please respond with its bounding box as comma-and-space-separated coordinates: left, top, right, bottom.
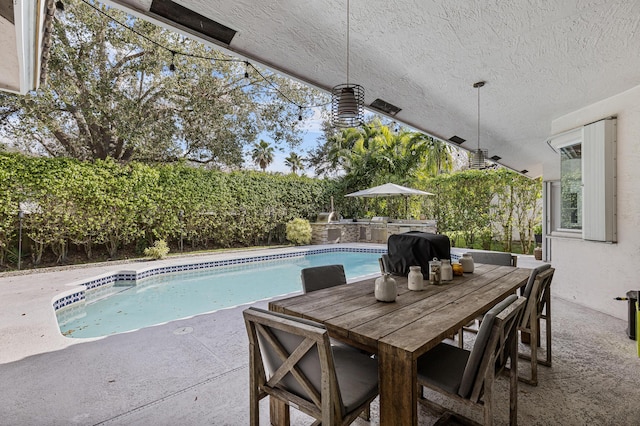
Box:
473, 81, 485, 151
346, 0, 350, 85
477, 83, 480, 151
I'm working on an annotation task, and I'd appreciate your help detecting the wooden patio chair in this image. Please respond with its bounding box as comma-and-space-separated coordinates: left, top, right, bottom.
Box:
464, 250, 518, 267
417, 295, 526, 425
517, 266, 554, 385
301, 264, 347, 293
301, 261, 375, 366
457, 252, 518, 348
243, 307, 378, 426
380, 254, 391, 274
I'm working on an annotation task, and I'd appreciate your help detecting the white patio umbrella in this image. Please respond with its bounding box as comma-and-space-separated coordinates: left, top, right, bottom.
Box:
345, 183, 434, 218
345, 183, 433, 198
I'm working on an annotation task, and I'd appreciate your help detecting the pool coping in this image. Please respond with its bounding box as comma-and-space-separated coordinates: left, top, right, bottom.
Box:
0, 243, 385, 364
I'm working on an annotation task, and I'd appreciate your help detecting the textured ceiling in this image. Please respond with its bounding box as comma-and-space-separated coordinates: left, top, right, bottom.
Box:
63, 1, 640, 175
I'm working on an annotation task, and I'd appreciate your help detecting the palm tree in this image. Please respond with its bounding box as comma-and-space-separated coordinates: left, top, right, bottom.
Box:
251, 139, 275, 171
424, 138, 454, 175
284, 152, 305, 174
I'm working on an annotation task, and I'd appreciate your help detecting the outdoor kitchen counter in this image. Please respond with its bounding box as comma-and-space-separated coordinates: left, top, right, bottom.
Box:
310, 220, 437, 244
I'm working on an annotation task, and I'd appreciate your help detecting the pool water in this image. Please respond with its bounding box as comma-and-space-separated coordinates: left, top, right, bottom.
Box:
58, 251, 381, 338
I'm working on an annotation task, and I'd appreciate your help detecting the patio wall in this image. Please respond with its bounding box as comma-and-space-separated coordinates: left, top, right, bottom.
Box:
544, 84, 640, 320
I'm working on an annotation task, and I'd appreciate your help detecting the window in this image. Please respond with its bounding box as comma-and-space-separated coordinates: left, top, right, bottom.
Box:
548, 118, 616, 242
560, 143, 582, 230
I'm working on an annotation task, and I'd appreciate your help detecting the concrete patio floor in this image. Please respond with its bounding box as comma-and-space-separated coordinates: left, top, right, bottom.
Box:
1, 246, 638, 425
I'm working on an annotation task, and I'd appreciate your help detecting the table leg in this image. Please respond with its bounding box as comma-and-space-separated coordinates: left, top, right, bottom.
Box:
379, 342, 417, 426
269, 397, 289, 426
510, 326, 519, 425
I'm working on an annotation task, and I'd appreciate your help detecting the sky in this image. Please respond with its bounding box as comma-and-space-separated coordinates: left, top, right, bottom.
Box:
244, 105, 326, 176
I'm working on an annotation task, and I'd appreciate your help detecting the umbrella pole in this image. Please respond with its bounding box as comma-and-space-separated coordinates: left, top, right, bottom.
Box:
405, 196, 409, 219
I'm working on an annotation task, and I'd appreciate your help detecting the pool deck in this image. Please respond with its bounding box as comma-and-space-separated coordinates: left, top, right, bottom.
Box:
1, 245, 639, 425
0, 243, 385, 364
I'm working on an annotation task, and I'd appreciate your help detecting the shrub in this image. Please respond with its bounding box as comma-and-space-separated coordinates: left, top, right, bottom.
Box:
285, 218, 312, 245
144, 240, 170, 260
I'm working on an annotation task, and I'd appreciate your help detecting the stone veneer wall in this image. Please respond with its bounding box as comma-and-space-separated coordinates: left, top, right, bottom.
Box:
311, 221, 437, 245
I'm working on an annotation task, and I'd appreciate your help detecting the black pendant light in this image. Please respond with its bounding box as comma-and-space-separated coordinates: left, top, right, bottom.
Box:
470, 81, 488, 169
331, 0, 364, 128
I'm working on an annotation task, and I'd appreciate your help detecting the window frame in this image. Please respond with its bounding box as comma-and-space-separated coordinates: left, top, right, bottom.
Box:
547, 118, 617, 243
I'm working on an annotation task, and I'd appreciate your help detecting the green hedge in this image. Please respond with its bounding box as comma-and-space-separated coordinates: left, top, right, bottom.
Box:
0, 153, 542, 268
419, 168, 542, 253
0, 153, 339, 267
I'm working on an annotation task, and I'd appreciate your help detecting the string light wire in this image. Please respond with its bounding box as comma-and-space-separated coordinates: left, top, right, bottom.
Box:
78, 0, 331, 112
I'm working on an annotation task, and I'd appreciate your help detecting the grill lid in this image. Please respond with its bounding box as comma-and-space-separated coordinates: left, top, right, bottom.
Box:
316, 212, 338, 223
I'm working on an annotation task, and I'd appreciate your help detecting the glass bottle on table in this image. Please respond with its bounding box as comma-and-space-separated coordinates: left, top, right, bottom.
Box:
428, 258, 442, 285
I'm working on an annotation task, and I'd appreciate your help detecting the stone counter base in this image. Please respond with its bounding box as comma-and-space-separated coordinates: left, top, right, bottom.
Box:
311, 221, 437, 245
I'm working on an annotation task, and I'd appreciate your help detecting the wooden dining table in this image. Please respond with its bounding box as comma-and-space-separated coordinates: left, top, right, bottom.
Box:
268, 263, 532, 426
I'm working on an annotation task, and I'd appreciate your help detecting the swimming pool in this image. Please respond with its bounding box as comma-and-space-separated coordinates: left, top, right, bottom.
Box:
56, 249, 383, 338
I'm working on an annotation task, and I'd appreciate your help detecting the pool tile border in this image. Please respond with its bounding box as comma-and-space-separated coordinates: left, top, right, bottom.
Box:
53, 247, 387, 312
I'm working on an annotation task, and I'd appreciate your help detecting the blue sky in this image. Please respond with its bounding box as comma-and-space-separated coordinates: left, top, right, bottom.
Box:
245, 106, 326, 175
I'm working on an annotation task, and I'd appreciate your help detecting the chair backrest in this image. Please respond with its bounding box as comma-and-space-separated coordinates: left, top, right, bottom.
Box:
521, 267, 555, 328
522, 264, 552, 299
243, 307, 345, 419
380, 254, 391, 274
465, 250, 517, 267
301, 264, 347, 293
458, 295, 526, 400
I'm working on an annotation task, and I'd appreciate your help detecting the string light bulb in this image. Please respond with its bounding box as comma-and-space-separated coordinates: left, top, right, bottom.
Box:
169, 51, 176, 72
78, 0, 326, 118
298, 107, 303, 121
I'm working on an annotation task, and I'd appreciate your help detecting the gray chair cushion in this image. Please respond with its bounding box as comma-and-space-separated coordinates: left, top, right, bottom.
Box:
332, 346, 379, 415
458, 294, 518, 398
249, 308, 326, 404
417, 342, 470, 395
301, 264, 347, 293
523, 263, 552, 299
465, 250, 514, 266
248, 307, 377, 416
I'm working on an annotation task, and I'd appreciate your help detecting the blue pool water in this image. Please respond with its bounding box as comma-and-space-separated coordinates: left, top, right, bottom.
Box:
57, 251, 381, 338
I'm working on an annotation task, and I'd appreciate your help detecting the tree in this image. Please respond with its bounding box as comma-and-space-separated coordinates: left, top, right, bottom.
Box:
251, 140, 275, 171
512, 175, 543, 254
0, 0, 323, 166
284, 152, 305, 174
309, 118, 455, 181
423, 139, 454, 175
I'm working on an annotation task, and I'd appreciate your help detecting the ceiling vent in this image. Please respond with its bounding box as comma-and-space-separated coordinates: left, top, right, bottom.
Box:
490, 155, 501, 161
0, 1, 14, 24
369, 98, 402, 116
520, 169, 529, 174
448, 136, 466, 145
150, 0, 237, 45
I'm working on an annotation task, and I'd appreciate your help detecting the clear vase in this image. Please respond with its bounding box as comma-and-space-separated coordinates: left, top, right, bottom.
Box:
428, 258, 442, 285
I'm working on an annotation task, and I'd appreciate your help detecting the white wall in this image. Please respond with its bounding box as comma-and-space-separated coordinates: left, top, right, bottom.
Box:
545, 84, 640, 320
